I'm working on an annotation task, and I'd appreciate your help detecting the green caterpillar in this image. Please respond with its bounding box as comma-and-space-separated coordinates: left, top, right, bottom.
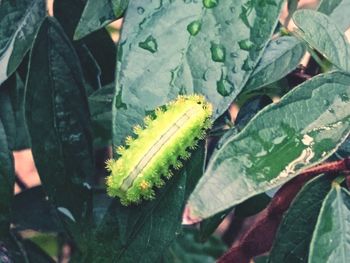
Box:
106, 94, 213, 205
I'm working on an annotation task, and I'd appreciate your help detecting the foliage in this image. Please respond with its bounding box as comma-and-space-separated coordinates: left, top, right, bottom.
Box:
0, 0, 350, 262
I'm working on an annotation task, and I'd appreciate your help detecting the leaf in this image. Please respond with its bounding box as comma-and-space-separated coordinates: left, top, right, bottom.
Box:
268, 174, 332, 263
25, 17, 94, 229
161, 228, 226, 263
0, 116, 14, 236
243, 36, 305, 93
88, 83, 114, 147
12, 187, 62, 232
23, 239, 56, 263
74, 0, 129, 40
189, 71, 350, 219
54, 0, 117, 85
318, 0, 350, 31
292, 9, 350, 72
93, 144, 205, 263
113, 0, 284, 144
0, 0, 46, 85
308, 184, 350, 263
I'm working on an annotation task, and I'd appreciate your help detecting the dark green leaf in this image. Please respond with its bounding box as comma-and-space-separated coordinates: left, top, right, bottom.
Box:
243, 36, 305, 93
0, 0, 46, 85
189, 71, 350, 219
13, 187, 62, 232
268, 174, 332, 263
199, 208, 232, 242
0, 118, 14, 236
235, 193, 271, 218
25, 17, 93, 228
74, 0, 129, 40
293, 10, 350, 72
113, 0, 284, 144
308, 184, 350, 263
318, 0, 350, 31
161, 228, 226, 263
54, 0, 117, 85
88, 83, 114, 147
23, 239, 56, 263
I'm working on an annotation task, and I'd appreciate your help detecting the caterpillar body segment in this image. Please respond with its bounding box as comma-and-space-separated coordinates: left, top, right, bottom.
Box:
106, 95, 213, 205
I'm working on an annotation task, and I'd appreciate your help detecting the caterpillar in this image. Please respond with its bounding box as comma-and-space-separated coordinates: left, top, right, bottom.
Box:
106, 94, 213, 205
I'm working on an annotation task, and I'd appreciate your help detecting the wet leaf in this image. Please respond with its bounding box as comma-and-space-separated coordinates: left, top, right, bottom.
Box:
113, 0, 284, 144
189, 71, 350, 219
0, 0, 46, 85
308, 184, 350, 263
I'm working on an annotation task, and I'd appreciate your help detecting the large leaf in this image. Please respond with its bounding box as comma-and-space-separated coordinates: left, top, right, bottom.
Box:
0, 0, 46, 85
189, 71, 350, 219
74, 0, 129, 40
268, 174, 332, 263
0, 118, 14, 236
318, 0, 350, 31
243, 36, 305, 93
93, 144, 205, 263
293, 10, 350, 72
308, 184, 350, 263
25, 17, 93, 230
113, 0, 284, 144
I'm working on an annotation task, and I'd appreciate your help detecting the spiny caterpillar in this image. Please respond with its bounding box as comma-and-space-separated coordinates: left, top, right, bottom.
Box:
106, 94, 213, 205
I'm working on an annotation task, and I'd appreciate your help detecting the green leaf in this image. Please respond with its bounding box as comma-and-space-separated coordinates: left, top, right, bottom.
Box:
25, 17, 94, 229
161, 228, 226, 263
268, 174, 332, 263
318, 0, 350, 31
0, 0, 46, 85
23, 239, 56, 263
189, 71, 350, 219
243, 36, 305, 93
54, 0, 117, 85
0, 117, 14, 236
88, 83, 114, 147
74, 0, 129, 40
93, 144, 205, 263
113, 0, 284, 144
293, 9, 350, 72
308, 184, 350, 263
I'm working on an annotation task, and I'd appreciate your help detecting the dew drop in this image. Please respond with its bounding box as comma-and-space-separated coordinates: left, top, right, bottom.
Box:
230, 6, 235, 13
137, 7, 145, 14
216, 70, 234, 97
203, 0, 218, 8
242, 58, 254, 71
210, 42, 226, 62
230, 51, 238, 58
187, 20, 201, 36
323, 99, 330, 107
238, 39, 255, 51
139, 35, 158, 53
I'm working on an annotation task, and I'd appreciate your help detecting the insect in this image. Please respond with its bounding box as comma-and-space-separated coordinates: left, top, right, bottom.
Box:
106, 94, 213, 205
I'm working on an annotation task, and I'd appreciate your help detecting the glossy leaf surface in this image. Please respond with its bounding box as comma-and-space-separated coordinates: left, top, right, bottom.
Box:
0, 0, 46, 85
74, 0, 129, 40
189, 71, 350, 219
308, 185, 350, 263
25, 18, 94, 226
293, 9, 350, 72
113, 0, 284, 144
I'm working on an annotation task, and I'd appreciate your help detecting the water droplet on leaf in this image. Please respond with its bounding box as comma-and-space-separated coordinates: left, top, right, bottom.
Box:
137, 7, 145, 14
238, 39, 255, 51
187, 20, 201, 36
203, 0, 218, 8
139, 36, 158, 53
210, 42, 226, 62
216, 70, 234, 97
242, 58, 254, 71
